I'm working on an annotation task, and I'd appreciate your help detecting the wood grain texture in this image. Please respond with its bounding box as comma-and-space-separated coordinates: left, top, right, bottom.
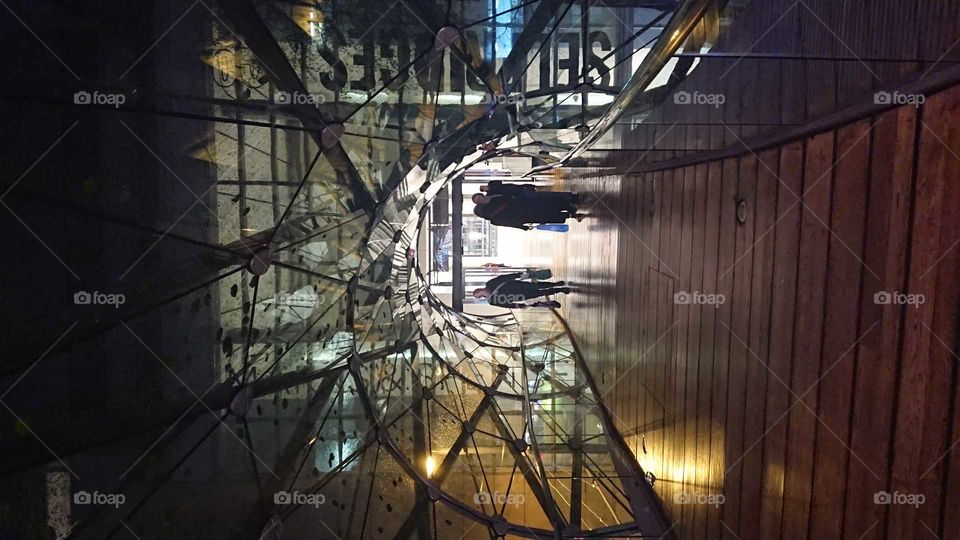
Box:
553, 84, 960, 539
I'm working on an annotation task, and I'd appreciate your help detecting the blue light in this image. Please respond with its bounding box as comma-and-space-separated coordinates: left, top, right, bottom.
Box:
494, 0, 516, 58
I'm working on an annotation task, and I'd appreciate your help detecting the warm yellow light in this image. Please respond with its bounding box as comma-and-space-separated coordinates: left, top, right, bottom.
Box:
426, 455, 436, 478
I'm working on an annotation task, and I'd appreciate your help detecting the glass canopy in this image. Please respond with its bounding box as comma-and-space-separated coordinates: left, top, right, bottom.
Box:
0, 0, 745, 537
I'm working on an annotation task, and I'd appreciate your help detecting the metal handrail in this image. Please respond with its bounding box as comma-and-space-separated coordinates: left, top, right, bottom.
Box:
523, 0, 718, 177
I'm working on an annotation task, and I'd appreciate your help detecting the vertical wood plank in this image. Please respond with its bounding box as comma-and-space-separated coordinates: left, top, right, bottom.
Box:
919, 86, 960, 540
738, 148, 780, 539
807, 119, 873, 540
839, 106, 917, 540
720, 154, 758, 534
681, 163, 708, 538
887, 86, 960, 540
693, 160, 724, 539
779, 130, 836, 539
673, 166, 695, 535
706, 157, 740, 538
757, 141, 805, 540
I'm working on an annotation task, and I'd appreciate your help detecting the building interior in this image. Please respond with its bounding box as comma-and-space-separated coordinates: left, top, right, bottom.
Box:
1, 0, 959, 538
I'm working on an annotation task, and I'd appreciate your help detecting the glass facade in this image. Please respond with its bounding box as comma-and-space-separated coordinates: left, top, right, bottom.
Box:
0, 0, 744, 537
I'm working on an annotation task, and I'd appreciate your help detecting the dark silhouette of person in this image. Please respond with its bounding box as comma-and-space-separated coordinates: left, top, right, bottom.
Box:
472, 182, 583, 229
474, 196, 584, 230
472, 272, 570, 308
481, 180, 536, 197
483, 181, 581, 208
473, 195, 568, 229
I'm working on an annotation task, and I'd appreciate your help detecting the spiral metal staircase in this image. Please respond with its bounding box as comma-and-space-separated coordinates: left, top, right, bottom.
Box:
0, 0, 751, 537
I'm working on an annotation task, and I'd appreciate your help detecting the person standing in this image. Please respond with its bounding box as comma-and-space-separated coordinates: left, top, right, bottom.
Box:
482, 181, 582, 209
481, 180, 536, 197
472, 270, 570, 308
473, 192, 581, 229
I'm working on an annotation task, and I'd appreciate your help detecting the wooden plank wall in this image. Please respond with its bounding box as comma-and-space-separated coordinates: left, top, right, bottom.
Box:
563, 83, 960, 539
616, 0, 960, 166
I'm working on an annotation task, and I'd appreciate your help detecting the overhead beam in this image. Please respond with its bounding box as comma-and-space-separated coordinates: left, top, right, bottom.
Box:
487, 406, 567, 536
240, 371, 344, 538
498, 0, 567, 90
525, 0, 713, 177
396, 0, 499, 96
390, 371, 509, 540
212, 0, 376, 212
